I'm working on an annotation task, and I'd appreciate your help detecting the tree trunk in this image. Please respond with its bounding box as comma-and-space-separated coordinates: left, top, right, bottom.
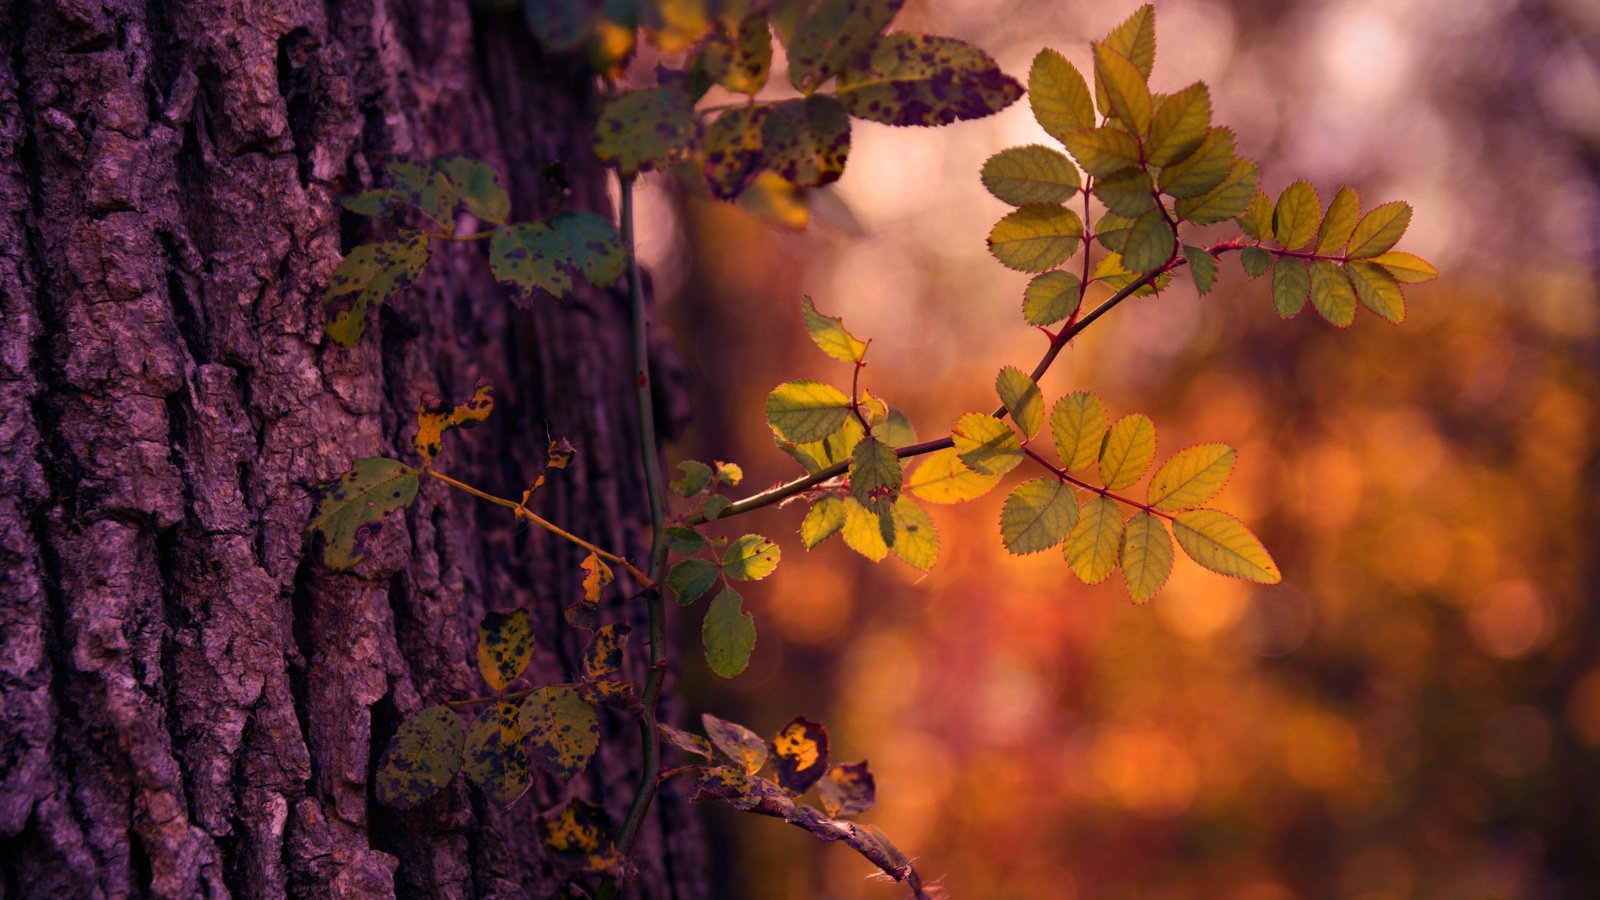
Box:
0, 0, 703, 896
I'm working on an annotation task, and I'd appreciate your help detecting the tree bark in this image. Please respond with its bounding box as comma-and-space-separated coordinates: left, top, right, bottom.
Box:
0, 0, 702, 896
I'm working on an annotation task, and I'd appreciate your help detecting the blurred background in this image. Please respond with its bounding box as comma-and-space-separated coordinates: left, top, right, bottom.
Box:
641, 0, 1600, 896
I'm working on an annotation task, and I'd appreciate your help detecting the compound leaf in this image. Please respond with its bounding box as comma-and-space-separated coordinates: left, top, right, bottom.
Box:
1172, 509, 1280, 582
1240, 245, 1272, 278
841, 497, 891, 561
999, 478, 1078, 555
1370, 250, 1438, 283
1104, 4, 1156, 78
1093, 166, 1157, 217
658, 722, 714, 758
1156, 127, 1234, 198
1183, 244, 1217, 294
309, 457, 419, 569
1173, 158, 1258, 224
704, 105, 768, 199
785, 0, 901, 91
580, 552, 614, 603
1093, 42, 1151, 135
1120, 208, 1175, 273
391, 159, 458, 230
1239, 189, 1273, 240
539, 799, 619, 873
375, 705, 463, 809
519, 686, 599, 782
1060, 126, 1142, 176
703, 587, 757, 678
849, 436, 902, 515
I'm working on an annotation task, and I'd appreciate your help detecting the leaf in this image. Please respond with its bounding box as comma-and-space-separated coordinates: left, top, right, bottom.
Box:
703, 713, 768, 774
1099, 413, 1156, 489
1051, 391, 1107, 472
1094, 251, 1168, 295
539, 799, 620, 873
640, 0, 712, 52
1156, 127, 1235, 198
519, 686, 599, 782
987, 204, 1083, 272
309, 457, 419, 569
704, 105, 768, 199
1149, 443, 1234, 511
981, 145, 1080, 207
772, 716, 829, 795
580, 553, 614, 603
463, 702, 531, 806
1172, 509, 1280, 582
1093, 42, 1151, 135
714, 461, 743, 485
1120, 208, 1176, 273
1239, 189, 1273, 240
704, 588, 757, 678
951, 413, 1023, 475
785, 0, 901, 91
1347, 201, 1412, 258
763, 96, 851, 187
704, 11, 772, 94
1024, 271, 1083, 326
1239, 246, 1272, 279
583, 622, 628, 679
818, 761, 876, 818
672, 460, 714, 497
489, 222, 576, 299
766, 380, 853, 444
834, 33, 1022, 127
1272, 180, 1320, 251
1315, 185, 1361, 256
550, 211, 627, 287
593, 87, 700, 176
1147, 83, 1210, 166
1309, 258, 1356, 327
999, 478, 1078, 555
1065, 494, 1124, 584
784, 415, 865, 474
993, 366, 1044, 439
1093, 166, 1157, 217
738, 170, 811, 229
1060, 126, 1142, 177
342, 188, 405, 218
668, 559, 718, 605
723, 534, 782, 580
391, 160, 458, 230
1271, 257, 1311, 318
876, 407, 917, 447
800, 296, 867, 362
435, 155, 511, 225
1104, 4, 1156, 78
1347, 259, 1405, 324
414, 379, 494, 465
375, 705, 463, 809
1183, 245, 1217, 294
841, 497, 891, 561
658, 722, 714, 758
888, 496, 938, 570
801, 495, 847, 548
574, 678, 639, 712
906, 447, 1001, 504
477, 610, 533, 691
845, 436, 901, 516
1028, 49, 1095, 141
1120, 510, 1174, 603
1173, 158, 1259, 224
324, 232, 432, 347
1369, 250, 1438, 283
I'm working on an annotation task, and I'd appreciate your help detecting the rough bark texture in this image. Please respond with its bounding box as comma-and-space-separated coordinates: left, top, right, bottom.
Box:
0, 0, 703, 896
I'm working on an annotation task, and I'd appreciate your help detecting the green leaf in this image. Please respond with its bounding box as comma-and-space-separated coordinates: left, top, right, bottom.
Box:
849, 436, 902, 514
1024, 271, 1083, 326
463, 702, 531, 805
703, 712, 768, 774
703, 587, 757, 678
704, 11, 772, 94
1271, 257, 1310, 318
723, 534, 781, 580
800, 296, 867, 362
435, 155, 511, 225
876, 407, 917, 447
1182, 245, 1217, 294
834, 33, 1022, 126
1347, 201, 1412, 258
987, 204, 1083, 272
1173, 158, 1258, 224
391, 160, 459, 230
1272, 180, 1320, 251
1149, 443, 1234, 511
1093, 167, 1157, 217
1051, 391, 1107, 472
664, 525, 707, 556
888, 496, 938, 570
519, 686, 599, 782
801, 495, 847, 548
582, 622, 628, 679
981, 145, 1080, 207
1093, 42, 1151, 135
1147, 83, 1210, 166
489, 222, 576, 299
1120, 208, 1175, 273
342, 188, 405, 218
772, 716, 830, 795
550, 211, 627, 287
1120, 510, 1173, 603
785, 0, 900, 91
995, 366, 1045, 438
324, 232, 432, 347
1104, 4, 1156, 78
1369, 251, 1438, 283
1060, 127, 1142, 176
308, 457, 419, 569
766, 380, 852, 443
593, 87, 700, 177
951, 413, 1023, 475
999, 478, 1078, 555
704, 105, 768, 200
671, 460, 714, 497
906, 447, 1001, 504
1095, 212, 1134, 253
477, 609, 533, 691
1064, 494, 1124, 584
1315, 186, 1361, 256
1028, 49, 1095, 141
1240, 246, 1272, 279
1309, 258, 1356, 327
1172, 509, 1280, 582
818, 761, 876, 818
1348, 260, 1405, 324
1238, 190, 1273, 240
375, 705, 464, 809
667, 559, 718, 604
414, 379, 494, 465
1099, 413, 1156, 489
784, 414, 864, 473
841, 497, 892, 561
1156, 127, 1235, 198
763, 96, 850, 187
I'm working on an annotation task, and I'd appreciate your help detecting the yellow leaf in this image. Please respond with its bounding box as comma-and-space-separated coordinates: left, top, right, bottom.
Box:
1120, 510, 1174, 603
1099, 413, 1156, 489
1148, 443, 1235, 511
1172, 509, 1280, 582
1065, 495, 1123, 584
906, 448, 1001, 504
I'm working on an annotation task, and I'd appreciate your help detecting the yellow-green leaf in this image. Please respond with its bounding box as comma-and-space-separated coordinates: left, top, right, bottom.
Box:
1093, 166, 1157, 217
987, 204, 1083, 272
766, 380, 852, 443
550, 211, 627, 287
999, 478, 1078, 555
785, 0, 899, 91
705, 105, 767, 200
582, 622, 628, 679
391, 160, 458, 230
593, 87, 700, 177
703, 11, 772, 94
1315, 185, 1361, 256
414, 379, 494, 465
849, 436, 902, 515
1347, 201, 1412, 258
1270, 257, 1310, 318
703, 588, 756, 678
1120, 510, 1173, 603
308, 457, 419, 569
1240, 245, 1272, 279
981, 145, 1080, 207
1028, 48, 1095, 141
1064, 494, 1123, 584
1051, 391, 1107, 472
1024, 270, 1083, 326
463, 702, 530, 806
951, 413, 1023, 475
834, 33, 1022, 126
784, 415, 865, 473
1093, 42, 1151, 135
1172, 508, 1280, 582
1148, 443, 1234, 511
435, 155, 510, 225
800, 296, 867, 362
1147, 83, 1210, 166
1120, 208, 1175, 273
519, 686, 599, 782
818, 761, 876, 818
324, 232, 432, 347
1183, 244, 1218, 294
995, 366, 1044, 439
801, 495, 847, 548
1061, 126, 1142, 177
906, 447, 1001, 504
489, 222, 576, 299
1309, 258, 1356, 327
1239, 189, 1273, 240
1347, 260, 1405, 324
702, 713, 767, 774
841, 496, 891, 561
1104, 4, 1156, 77
375, 705, 463, 809
763, 95, 850, 188
772, 716, 829, 795
1273, 180, 1320, 251
1099, 413, 1156, 489
1156, 127, 1235, 198
1173, 158, 1259, 225
723, 534, 781, 581
667, 559, 718, 604
888, 496, 938, 571
1369, 250, 1438, 283
477, 609, 533, 691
